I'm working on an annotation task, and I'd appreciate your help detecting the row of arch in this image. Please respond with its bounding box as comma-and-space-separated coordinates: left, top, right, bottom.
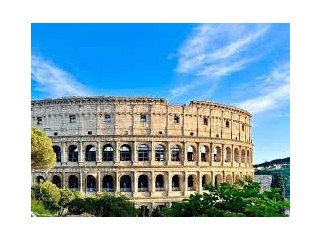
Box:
53, 143, 252, 163
37, 172, 245, 192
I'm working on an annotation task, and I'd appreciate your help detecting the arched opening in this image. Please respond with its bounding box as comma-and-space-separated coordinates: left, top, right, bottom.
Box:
120, 175, 132, 192
241, 149, 246, 163
214, 146, 221, 162
85, 145, 96, 161
52, 175, 61, 188
36, 176, 45, 183
171, 145, 180, 161
102, 175, 114, 191
102, 144, 114, 161
187, 175, 195, 191
138, 206, 150, 217
247, 150, 250, 163
68, 175, 78, 190
86, 175, 96, 192
225, 147, 232, 162
201, 146, 208, 162
215, 174, 222, 186
234, 148, 239, 163
187, 146, 194, 161
155, 145, 165, 161
138, 175, 148, 192
202, 174, 211, 188
155, 174, 164, 191
226, 120, 230, 128
226, 174, 233, 183
172, 175, 180, 191
235, 174, 240, 182
53, 146, 61, 162
120, 144, 131, 161
138, 144, 149, 161
68, 145, 78, 162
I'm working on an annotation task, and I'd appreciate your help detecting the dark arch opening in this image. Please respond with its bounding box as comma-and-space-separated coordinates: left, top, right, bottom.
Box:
155, 175, 164, 191
53, 146, 61, 162
52, 175, 61, 188
86, 175, 96, 191
172, 175, 180, 191
120, 175, 132, 192
138, 175, 148, 192
68, 145, 78, 162
120, 144, 131, 161
68, 175, 79, 190
102, 144, 114, 161
102, 175, 114, 191
85, 145, 96, 161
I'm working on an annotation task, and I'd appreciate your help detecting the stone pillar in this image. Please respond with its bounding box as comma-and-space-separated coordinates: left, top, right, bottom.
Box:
184, 171, 188, 195
183, 142, 188, 166
231, 144, 234, 167
150, 142, 155, 164
79, 141, 84, 163
61, 142, 67, 164
79, 172, 83, 192
62, 172, 66, 188
115, 171, 120, 193
114, 142, 119, 163
198, 171, 202, 193
150, 171, 155, 193
211, 171, 215, 187
133, 171, 138, 193
97, 172, 101, 193
166, 142, 171, 166
132, 142, 137, 162
167, 172, 172, 194
197, 142, 201, 166
221, 144, 225, 166
97, 142, 102, 162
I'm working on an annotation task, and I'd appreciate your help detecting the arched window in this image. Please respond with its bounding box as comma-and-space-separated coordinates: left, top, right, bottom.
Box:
171, 145, 180, 161
36, 176, 45, 183
225, 147, 232, 162
241, 149, 246, 163
138, 175, 148, 192
155, 175, 164, 191
120, 175, 132, 192
52, 175, 61, 188
234, 148, 239, 163
226, 174, 233, 183
68, 145, 78, 162
226, 120, 230, 128
187, 175, 195, 191
214, 146, 221, 162
120, 144, 131, 161
200, 146, 208, 162
102, 144, 114, 161
138, 144, 149, 161
53, 146, 61, 162
215, 174, 222, 186
155, 145, 165, 161
247, 150, 250, 163
102, 175, 114, 191
85, 145, 96, 161
68, 175, 78, 190
86, 175, 96, 192
202, 174, 211, 188
172, 175, 180, 191
187, 146, 194, 161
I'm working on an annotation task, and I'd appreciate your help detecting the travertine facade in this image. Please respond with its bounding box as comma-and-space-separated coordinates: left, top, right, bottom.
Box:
31, 96, 254, 215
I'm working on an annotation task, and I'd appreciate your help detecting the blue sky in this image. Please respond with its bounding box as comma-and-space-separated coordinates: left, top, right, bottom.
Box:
31, 23, 290, 164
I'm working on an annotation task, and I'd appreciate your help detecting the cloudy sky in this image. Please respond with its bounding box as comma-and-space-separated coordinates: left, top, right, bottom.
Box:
31, 23, 290, 164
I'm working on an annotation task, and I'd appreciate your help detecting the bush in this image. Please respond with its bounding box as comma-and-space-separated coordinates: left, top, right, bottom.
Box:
31, 199, 57, 217
32, 181, 61, 211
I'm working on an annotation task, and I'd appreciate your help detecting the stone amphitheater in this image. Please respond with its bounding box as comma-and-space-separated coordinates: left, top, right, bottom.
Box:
31, 96, 254, 215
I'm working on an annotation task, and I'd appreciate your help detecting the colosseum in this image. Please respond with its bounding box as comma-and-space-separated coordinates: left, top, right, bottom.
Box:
31, 96, 254, 215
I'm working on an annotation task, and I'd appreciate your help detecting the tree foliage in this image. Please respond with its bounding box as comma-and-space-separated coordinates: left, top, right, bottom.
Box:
31, 127, 56, 171
162, 178, 290, 217
31, 181, 61, 211
68, 193, 138, 217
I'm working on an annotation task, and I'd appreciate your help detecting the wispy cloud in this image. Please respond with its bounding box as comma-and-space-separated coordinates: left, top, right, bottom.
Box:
31, 56, 91, 97
237, 63, 290, 114
169, 24, 269, 98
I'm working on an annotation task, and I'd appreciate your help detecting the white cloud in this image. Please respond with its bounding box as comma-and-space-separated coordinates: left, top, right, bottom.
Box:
237, 63, 290, 114
170, 24, 269, 99
31, 56, 91, 98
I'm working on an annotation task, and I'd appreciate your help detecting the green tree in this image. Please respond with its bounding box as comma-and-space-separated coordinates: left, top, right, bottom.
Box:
163, 178, 289, 217
31, 181, 61, 212
58, 188, 81, 216
31, 127, 56, 171
271, 173, 286, 200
